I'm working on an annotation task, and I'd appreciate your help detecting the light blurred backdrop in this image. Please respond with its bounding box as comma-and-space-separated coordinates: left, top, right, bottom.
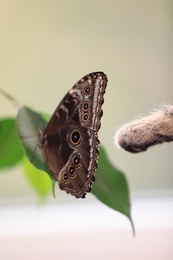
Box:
0, 1, 172, 259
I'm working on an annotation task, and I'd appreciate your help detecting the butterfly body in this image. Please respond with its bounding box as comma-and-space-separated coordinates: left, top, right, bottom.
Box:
40, 72, 107, 198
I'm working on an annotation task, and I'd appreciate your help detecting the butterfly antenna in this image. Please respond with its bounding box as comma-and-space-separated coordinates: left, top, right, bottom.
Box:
0, 87, 22, 109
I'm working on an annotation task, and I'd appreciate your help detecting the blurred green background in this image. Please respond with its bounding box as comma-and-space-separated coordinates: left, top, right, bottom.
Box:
0, 0, 172, 201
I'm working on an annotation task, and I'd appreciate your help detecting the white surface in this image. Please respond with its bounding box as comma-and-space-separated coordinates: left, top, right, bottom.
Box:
0, 197, 173, 260
0, 197, 173, 236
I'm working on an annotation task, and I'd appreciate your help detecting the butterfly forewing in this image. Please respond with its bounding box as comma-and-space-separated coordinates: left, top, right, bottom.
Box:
40, 72, 107, 198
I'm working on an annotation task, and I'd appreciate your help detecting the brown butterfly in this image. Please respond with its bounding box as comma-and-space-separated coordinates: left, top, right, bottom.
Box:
40, 72, 107, 198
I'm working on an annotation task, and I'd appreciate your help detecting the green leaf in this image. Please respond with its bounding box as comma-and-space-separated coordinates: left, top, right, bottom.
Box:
22, 156, 52, 198
16, 106, 134, 232
16, 106, 56, 195
92, 146, 134, 234
0, 118, 24, 168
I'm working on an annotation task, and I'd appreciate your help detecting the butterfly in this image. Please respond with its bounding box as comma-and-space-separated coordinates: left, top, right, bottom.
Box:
40, 72, 107, 198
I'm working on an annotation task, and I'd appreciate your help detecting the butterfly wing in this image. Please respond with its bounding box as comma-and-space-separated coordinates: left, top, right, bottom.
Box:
40, 71, 107, 198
